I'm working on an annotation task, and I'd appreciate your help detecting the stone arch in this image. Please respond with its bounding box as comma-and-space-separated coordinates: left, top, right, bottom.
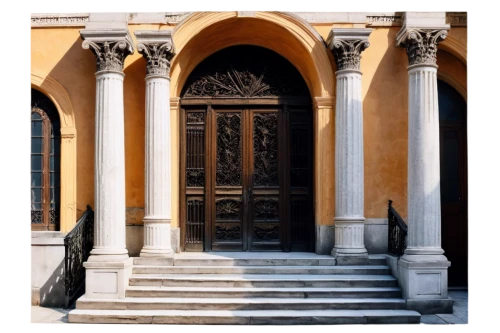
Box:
440, 34, 467, 66
31, 71, 77, 232
170, 11, 335, 99
167, 12, 336, 244
436, 48, 467, 101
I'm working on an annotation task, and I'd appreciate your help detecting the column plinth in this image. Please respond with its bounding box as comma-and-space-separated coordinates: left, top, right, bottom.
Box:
327, 29, 372, 265
135, 31, 176, 259
396, 16, 453, 314
81, 28, 134, 299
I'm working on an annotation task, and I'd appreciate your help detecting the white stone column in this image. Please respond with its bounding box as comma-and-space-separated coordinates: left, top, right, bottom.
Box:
92, 70, 128, 256
80, 28, 134, 299
135, 31, 176, 258
406, 65, 444, 257
396, 12, 453, 314
327, 28, 371, 265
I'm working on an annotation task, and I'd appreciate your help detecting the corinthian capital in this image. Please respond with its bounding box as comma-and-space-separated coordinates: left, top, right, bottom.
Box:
396, 12, 450, 66
135, 31, 176, 77
327, 28, 372, 71
81, 29, 134, 73
396, 28, 448, 66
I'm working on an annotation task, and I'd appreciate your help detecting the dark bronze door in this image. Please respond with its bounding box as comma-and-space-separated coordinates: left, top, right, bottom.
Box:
181, 104, 313, 252
210, 108, 281, 251
180, 45, 314, 252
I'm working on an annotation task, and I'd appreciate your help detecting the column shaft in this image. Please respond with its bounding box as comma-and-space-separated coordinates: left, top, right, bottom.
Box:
141, 75, 173, 256
92, 71, 127, 256
406, 65, 443, 255
333, 70, 367, 259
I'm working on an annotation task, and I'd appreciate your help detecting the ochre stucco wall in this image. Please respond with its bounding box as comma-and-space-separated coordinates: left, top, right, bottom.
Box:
31, 18, 467, 233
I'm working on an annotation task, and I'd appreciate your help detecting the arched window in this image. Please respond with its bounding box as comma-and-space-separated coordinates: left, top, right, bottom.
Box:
31, 89, 60, 231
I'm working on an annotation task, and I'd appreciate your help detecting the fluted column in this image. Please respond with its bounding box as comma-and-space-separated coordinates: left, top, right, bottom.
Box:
81, 30, 133, 258
397, 26, 449, 261
135, 31, 176, 257
327, 28, 371, 264
80, 27, 134, 299
395, 12, 453, 314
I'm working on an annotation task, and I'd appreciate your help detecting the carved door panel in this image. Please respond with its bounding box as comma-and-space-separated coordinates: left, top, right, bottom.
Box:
249, 110, 281, 250
211, 109, 246, 251
182, 110, 207, 252
210, 108, 283, 251
181, 105, 314, 252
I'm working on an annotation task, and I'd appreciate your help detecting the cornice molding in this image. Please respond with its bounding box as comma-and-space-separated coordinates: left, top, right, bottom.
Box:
31, 13, 89, 27
31, 12, 467, 27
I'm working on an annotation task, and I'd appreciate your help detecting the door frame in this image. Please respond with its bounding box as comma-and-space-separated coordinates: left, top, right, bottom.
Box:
179, 97, 312, 252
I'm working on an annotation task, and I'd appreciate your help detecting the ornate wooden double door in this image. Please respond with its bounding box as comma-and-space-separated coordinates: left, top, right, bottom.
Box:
181, 104, 313, 251
180, 45, 314, 252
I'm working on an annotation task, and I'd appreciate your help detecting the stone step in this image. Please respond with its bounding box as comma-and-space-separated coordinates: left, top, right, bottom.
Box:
69, 309, 420, 324
134, 253, 387, 266
132, 265, 391, 275
76, 296, 407, 311
172, 258, 337, 266
125, 286, 402, 298
128, 274, 397, 288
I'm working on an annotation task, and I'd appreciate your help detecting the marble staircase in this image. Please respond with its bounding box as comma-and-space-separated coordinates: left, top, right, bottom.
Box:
69, 252, 420, 324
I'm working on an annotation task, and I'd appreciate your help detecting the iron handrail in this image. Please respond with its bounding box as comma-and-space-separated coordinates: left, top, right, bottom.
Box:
64, 205, 94, 308
388, 200, 408, 257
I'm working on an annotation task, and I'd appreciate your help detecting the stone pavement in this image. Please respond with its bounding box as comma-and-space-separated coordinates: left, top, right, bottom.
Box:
31, 290, 468, 324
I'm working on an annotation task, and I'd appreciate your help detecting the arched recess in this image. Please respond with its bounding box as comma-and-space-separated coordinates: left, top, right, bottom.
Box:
31, 71, 77, 232
437, 46, 467, 101
440, 34, 467, 66
171, 11, 335, 98
167, 11, 336, 241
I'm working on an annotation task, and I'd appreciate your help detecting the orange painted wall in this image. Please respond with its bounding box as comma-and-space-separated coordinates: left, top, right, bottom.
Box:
31, 21, 466, 226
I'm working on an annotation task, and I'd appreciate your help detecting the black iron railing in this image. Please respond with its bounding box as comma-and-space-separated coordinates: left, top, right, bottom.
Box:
64, 205, 94, 308
388, 200, 408, 257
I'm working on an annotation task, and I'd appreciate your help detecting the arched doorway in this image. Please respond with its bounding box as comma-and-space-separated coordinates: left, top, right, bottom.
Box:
180, 45, 314, 252
31, 88, 61, 231
438, 80, 468, 287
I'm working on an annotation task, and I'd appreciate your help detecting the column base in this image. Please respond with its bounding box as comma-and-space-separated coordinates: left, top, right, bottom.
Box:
406, 298, 454, 314
140, 248, 174, 257
331, 248, 369, 265
83, 255, 133, 299
398, 254, 452, 314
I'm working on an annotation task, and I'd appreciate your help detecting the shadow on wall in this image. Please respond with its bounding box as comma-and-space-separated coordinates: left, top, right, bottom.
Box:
47, 36, 96, 219
38, 259, 66, 307
362, 27, 408, 219
46, 37, 149, 250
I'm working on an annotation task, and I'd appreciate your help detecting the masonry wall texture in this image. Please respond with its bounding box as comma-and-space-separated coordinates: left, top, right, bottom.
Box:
30, 16, 466, 229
